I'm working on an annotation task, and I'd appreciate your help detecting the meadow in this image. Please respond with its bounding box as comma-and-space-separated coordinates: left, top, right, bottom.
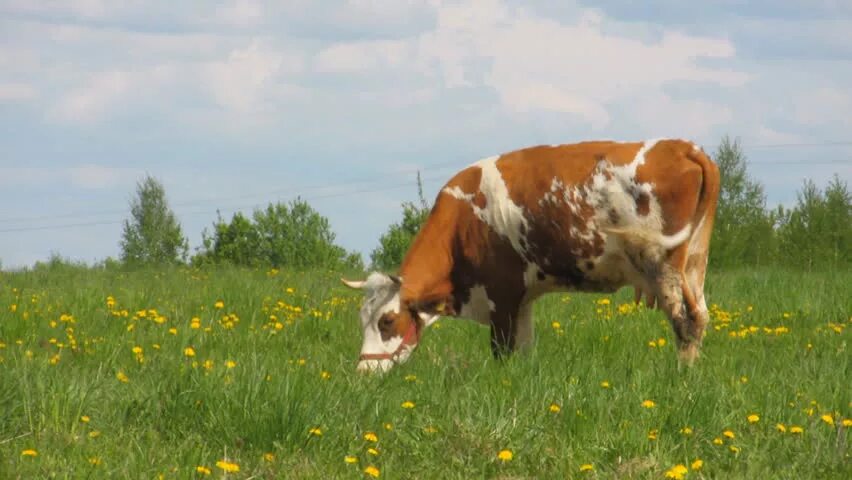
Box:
0, 266, 849, 479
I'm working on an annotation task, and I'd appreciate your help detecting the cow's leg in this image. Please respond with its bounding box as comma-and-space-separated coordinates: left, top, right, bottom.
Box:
514, 301, 535, 352
490, 313, 514, 359
655, 247, 706, 364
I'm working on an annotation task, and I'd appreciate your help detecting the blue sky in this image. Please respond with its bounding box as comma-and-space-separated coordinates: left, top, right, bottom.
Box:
1, 0, 850, 269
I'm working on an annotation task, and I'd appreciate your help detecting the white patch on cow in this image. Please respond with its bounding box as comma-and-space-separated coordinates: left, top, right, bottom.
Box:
471, 155, 530, 254
442, 185, 474, 202
460, 284, 494, 325
523, 263, 539, 287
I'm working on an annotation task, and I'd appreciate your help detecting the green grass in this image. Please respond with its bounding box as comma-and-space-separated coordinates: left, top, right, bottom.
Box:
0, 266, 849, 479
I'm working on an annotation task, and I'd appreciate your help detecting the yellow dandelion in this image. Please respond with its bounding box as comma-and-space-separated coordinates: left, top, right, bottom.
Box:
184, 347, 196, 357
367, 447, 379, 456
842, 419, 852, 427
263, 452, 274, 462
579, 464, 594, 472
401, 401, 415, 409
88, 430, 101, 438
214, 300, 224, 309
641, 399, 656, 408
680, 426, 693, 435
21, 449, 38, 457
647, 428, 658, 440
309, 427, 323, 436
691, 458, 703, 471
820, 414, 834, 426
81, 415, 90, 423
790, 425, 804, 434
116, 371, 129, 383
747, 414, 760, 424
344, 455, 358, 464
600, 380, 611, 389
549, 403, 561, 413
404, 374, 417, 382
364, 465, 380, 477
363, 431, 378, 442
776, 423, 787, 432
497, 449, 513, 462
168, 327, 177, 335
320, 371, 331, 380
384, 423, 393, 431
215, 460, 240, 473
722, 429, 735, 439
713, 437, 723, 445
88, 457, 102, 466
729, 445, 740, 454
740, 376, 748, 383
664, 464, 688, 479
196, 466, 211, 475
225, 360, 237, 369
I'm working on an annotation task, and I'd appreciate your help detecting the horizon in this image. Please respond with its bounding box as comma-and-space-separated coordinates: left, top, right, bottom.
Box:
2, 1, 851, 269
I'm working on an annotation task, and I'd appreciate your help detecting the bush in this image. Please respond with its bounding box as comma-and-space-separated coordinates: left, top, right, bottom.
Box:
194, 199, 363, 271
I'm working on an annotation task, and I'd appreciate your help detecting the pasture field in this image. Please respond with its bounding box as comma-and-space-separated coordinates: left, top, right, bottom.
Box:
0, 266, 849, 479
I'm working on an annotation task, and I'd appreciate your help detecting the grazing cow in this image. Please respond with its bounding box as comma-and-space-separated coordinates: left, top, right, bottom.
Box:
344, 139, 720, 372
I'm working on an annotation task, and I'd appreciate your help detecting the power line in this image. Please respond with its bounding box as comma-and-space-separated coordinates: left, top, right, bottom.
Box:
0, 175, 448, 234
1, 140, 850, 233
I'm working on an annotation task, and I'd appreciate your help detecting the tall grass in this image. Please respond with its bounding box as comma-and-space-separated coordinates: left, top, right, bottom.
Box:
1, 267, 849, 478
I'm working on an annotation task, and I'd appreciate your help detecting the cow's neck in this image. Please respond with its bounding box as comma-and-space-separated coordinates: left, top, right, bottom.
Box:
398, 209, 461, 308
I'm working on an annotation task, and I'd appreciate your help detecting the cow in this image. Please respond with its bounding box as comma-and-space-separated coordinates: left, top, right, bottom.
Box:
343, 139, 720, 373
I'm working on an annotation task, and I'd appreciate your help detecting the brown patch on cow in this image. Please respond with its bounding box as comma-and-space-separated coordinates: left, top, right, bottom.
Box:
635, 192, 650, 216
377, 312, 407, 341
472, 191, 486, 209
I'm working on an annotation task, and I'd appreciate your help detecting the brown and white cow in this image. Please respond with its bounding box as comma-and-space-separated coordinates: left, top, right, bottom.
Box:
344, 139, 720, 372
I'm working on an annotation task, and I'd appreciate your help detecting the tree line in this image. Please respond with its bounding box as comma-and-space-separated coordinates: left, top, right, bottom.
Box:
48, 136, 850, 272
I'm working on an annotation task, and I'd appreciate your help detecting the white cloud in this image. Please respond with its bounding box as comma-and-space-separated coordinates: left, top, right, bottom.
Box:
792, 87, 852, 127
49, 70, 130, 123
0, 165, 141, 189
314, 40, 409, 73
0, 83, 37, 102
69, 164, 141, 189
203, 40, 304, 113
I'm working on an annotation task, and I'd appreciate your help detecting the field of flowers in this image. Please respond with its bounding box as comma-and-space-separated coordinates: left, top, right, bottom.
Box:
1, 266, 849, 479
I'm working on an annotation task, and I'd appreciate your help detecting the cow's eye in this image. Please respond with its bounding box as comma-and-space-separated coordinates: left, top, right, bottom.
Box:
379, 315, 394, 330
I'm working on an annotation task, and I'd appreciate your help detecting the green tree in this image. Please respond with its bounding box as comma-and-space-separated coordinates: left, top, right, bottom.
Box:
711, 136, 776, 267
777, 175, 851, 269
370, 172, 432, 271
193, 199, 363, 270
120, 175, 188, 266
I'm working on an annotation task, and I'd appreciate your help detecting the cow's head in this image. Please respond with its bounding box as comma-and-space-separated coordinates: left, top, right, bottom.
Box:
342, 273, 445, 373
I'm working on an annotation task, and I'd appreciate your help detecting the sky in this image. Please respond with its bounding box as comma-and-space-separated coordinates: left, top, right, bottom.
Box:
1, 0, 850, 269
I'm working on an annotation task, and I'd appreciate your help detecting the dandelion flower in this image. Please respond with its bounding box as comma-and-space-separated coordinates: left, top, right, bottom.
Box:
367, 448, 379, 456
775, 423, 787, 432
309, 427, 323, 436
747, 414, 760, 424
225, 360, 237, 369
664, 464, 688, 479
401, 401, 415, 409
713, 437, 723, 445
842, 419, 852, 427
383, 423, 393, 431
641, 399, 656, 409
363, 432, 378, 442
497, 449, 513, 462
404, 374, 417, 382
729, 445, 740, 454
579, 464, 594, 472
549, 403, 561, 413
600, 380, 610, 389
88, 430, 101, 439
21, 449, 38, 457
214, 300, 224, 309
364, 465, 380, 477
196, 466, 211, 475
263, 452, 275, 462
184, 347, 196, 357
215, 460, 240, 473
88, 457, 102, 466
722, 430, 735, 439
790, 426, 804, 434
116, 371, 129, 383
680, 426, 693, 435
820, 414, 834, 426
80, 415, 90, 423
691, 459, 703, 471
344, 455, 358, 464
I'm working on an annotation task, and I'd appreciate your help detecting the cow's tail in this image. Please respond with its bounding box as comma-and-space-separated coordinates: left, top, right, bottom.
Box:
604, 224, 691, 251
684, 145, 721, 250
